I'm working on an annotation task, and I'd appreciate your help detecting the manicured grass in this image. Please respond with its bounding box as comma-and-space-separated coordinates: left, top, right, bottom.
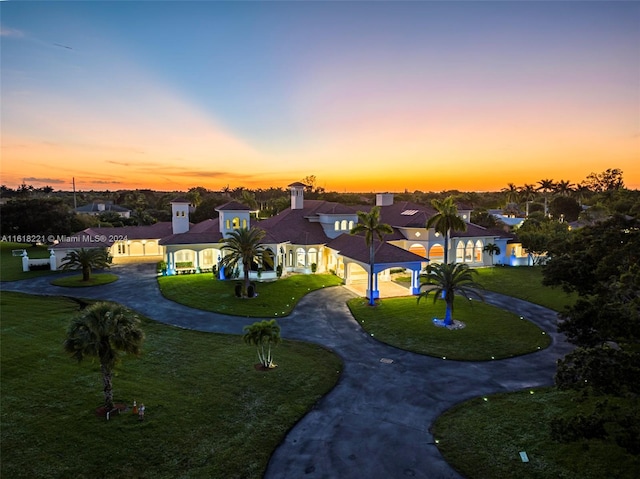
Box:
50, 273, 119, 287
347, 296, 550, 360
0, 242, 56, 281
474, 266, 577, 312
1, 292, 343, 479
432, 388, 639, 479
158, 273, 344, 317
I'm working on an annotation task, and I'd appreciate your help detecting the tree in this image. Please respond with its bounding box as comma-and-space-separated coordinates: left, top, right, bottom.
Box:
60, 248, 112, 281
220, 227, 270, 298
483, 243, 501, 266
537, 179, 556, 217
501, 182, 519, 205
417, 263, 484, 326
243, 319, 281, 369
63, 302, 145, 410
519, 184, 537, 217
581, 168, 624, 192
426, 196, 467, 264
350, 206, 393, 306
0, 198, 77, 238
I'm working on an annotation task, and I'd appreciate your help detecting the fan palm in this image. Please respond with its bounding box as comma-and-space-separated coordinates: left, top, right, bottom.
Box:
537, 179, 556, 217
426, 197, 467, 264
60, 248, 112, 281
220, 227, 270, 297
243, 319, 281, 369
63, 302, 145, 409
418, 263, 484, 326
350, 206, 393, 306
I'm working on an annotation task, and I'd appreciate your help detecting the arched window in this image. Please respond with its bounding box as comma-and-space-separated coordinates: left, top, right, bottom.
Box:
348, 220, 354, 230
475, 240, 483, 262
232, 217, 240, 229
335, 220, 340, 231
242, 218, 247, 228
465, 240, 474, 262
456, 241, 465, 262
225, 219, 230, 229
341, 219, 347, 230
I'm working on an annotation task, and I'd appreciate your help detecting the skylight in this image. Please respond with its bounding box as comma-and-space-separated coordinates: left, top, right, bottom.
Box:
401, 210, 419, 216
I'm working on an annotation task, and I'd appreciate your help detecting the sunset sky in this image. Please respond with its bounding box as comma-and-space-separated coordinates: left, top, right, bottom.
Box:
1, 1, 638, 193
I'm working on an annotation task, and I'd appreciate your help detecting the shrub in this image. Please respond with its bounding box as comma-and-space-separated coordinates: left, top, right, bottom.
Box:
175, 261, 193, 269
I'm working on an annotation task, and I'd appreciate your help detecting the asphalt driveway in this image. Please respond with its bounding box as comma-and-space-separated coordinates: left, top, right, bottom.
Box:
1, 264, 573, 479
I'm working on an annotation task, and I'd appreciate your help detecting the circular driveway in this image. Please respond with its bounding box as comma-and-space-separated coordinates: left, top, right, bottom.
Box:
1, 264, 573, 479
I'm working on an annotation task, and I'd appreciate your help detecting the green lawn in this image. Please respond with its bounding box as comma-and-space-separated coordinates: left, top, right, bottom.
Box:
158, 273, 344, 317
0, 242, 56, 281
432, 388, 639, 479
347, 296, 550, 360
50, 272, 119, 287
1, 292, 342, 479
473, 266, 577, 312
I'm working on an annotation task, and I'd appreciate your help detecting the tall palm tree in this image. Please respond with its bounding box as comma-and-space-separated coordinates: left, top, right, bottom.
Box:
350, 206, 393, 306
417, 263, 484, 327
63, 302, 145, 410
483, 243, 501, 266
501, 182, 519, 205
243, 319, 281, 369
519, 184, 537, 217
426, 197, 467, 264
60, 248, 112, 281
220, 227, 269, 298
554, 179, 575, 197
537, 179, 556, 217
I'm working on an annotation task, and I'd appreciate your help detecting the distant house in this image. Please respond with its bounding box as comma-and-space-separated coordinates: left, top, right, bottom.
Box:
53, 183, 530, 300
74, 200, 131, 218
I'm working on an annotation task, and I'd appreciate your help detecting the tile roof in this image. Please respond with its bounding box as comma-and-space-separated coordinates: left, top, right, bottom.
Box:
216, 201, 253, 211
257, 207, 329, 244
327, 234, 426, 265
160, 219, 223, 245
51, 222, 174, 248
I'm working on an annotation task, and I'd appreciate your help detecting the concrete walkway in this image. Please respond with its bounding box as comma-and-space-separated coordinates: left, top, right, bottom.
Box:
1, 264, 573, 479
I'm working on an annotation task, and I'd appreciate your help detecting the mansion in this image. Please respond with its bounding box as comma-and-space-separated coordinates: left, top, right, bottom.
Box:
52, 183, 527, 300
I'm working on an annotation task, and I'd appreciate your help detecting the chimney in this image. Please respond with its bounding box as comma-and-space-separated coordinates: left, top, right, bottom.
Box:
170, 198, 190, 234
376, 193, 394, 206
288, 182, 306, 210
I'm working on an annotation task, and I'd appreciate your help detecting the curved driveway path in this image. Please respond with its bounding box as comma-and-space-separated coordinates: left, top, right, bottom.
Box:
1, 264, 574, 479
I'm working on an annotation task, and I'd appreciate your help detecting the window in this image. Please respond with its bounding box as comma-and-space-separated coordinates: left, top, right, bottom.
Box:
341, 220, 347, 230
335, 220, 340, 231
348, 220, 354, 230
475, 240, 483, 262
226, 219, 230, 229
465, 241, 473, 262
232, 217, 240, 228
308, 248, 318, 267
456, 242, 465, 262
242, 219, 247, 228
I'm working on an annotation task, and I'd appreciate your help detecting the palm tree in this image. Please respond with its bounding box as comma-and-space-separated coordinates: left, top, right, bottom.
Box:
60, 248, 112, 281
554, 179, 575, 197
519, 184, 537, 217
537, 179, 556, 217
243, 319, 281, 369
417, 263, 484, 327
220, 227, 269, 298
426, 197, 467, 264
350, 206, 393, 306
501, 183, 519, 205
483, 243, 501, 266
63, 302, 145, 410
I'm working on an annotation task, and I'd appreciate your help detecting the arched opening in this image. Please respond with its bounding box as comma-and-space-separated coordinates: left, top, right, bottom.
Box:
409, 243, 427, 258
429, 244, 444, 262
262, 248, 275, 271
341, 219, 347, 230
334, 220, 340, 231
295, 248, 306, 268
308, 248, 318, 268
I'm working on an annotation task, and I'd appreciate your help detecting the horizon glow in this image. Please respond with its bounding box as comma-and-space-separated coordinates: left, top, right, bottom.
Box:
1, 1, 638, 193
